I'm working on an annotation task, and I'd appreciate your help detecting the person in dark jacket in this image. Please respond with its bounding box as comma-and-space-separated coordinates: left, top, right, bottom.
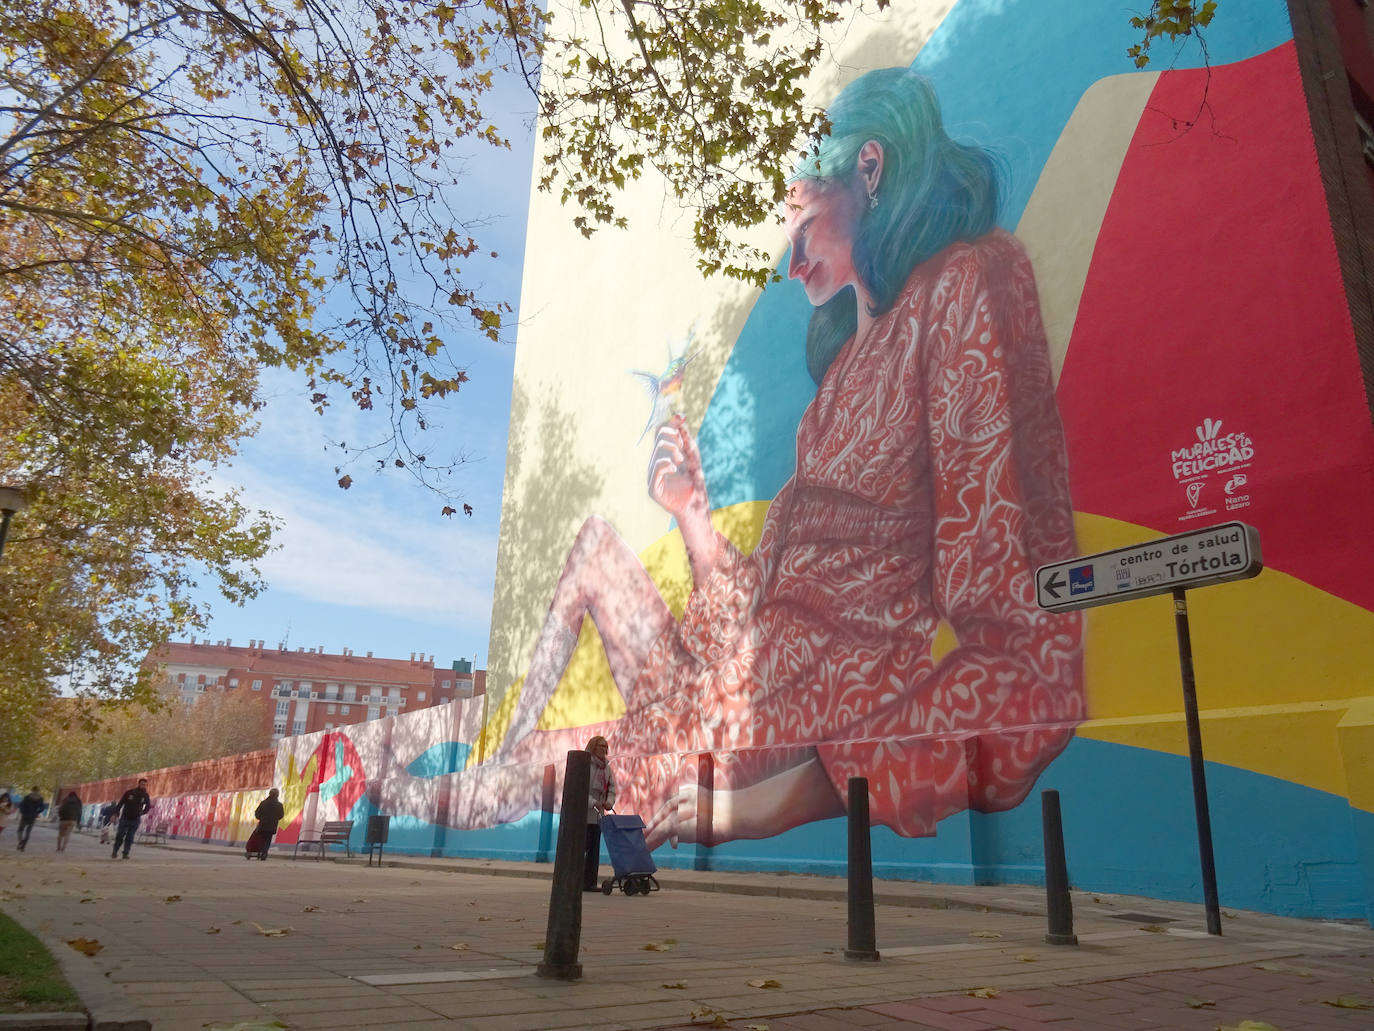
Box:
251, 789, 285, 860
56, 791, 82, 852
111, 778, 152, 859
16, 787, 44, 851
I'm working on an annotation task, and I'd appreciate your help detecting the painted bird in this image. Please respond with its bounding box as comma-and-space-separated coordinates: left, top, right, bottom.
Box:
630, 344, 694, 443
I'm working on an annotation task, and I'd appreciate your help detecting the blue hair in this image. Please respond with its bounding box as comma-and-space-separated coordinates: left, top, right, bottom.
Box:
796, 67, 1000, 384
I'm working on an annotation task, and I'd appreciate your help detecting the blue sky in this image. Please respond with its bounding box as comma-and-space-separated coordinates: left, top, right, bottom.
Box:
192, 72, 540, 672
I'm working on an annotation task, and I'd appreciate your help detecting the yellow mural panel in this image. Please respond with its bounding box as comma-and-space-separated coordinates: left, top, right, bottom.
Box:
1074, 512, 1374, 801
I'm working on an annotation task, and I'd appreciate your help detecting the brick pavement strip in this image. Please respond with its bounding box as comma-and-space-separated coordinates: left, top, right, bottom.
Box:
1, 824, 1372, 1030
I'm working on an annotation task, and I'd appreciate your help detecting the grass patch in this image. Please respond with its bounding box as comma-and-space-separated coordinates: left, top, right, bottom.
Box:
0, 911, 82, 1013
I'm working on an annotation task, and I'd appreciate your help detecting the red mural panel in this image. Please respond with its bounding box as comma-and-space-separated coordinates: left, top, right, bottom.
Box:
1059, 42, 1374, 609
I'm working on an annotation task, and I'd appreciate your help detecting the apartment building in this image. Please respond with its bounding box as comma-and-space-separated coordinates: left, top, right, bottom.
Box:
145, 639, 485, 743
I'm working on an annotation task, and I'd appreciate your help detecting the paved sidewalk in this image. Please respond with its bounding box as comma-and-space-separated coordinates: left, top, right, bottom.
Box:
2, 821, 1372, 1030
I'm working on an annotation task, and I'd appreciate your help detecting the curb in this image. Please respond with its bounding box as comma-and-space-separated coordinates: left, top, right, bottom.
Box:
2, 907, 150, 1031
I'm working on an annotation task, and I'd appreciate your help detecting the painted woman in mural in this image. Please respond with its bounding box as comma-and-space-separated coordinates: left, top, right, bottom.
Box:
492, 66, 1084, 850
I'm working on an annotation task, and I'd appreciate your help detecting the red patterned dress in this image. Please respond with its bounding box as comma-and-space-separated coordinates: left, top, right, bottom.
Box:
610, 228, 1084, 838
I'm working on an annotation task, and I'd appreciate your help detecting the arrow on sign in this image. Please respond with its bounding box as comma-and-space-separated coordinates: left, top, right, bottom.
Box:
1042, 571, 1065, 600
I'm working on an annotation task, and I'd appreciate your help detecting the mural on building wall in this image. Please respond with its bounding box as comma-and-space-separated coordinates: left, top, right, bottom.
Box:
485, 66, 1085, 852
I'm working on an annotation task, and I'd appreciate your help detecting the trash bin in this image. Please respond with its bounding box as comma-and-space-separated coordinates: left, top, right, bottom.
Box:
365, 813, 390, 866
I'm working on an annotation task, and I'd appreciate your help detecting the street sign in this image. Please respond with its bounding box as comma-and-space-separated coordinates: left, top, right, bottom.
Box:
1035, 521, 1262, 613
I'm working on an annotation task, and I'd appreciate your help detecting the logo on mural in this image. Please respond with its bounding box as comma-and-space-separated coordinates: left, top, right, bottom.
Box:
1171, 417, 1253, 520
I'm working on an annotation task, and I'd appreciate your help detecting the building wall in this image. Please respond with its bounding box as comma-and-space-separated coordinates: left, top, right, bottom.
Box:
474, 0, 1374, 920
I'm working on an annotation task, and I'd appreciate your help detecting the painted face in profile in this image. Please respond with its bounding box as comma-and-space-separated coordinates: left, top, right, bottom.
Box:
784, 176, 866, 307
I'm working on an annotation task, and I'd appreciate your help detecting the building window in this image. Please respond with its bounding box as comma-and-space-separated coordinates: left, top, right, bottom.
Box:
417, 690, 426, 701
343, 685, 356, 702
228, 678, 238, 688
252, 679, 262, 690
275, 701, 289, 716
292, 719, 305, 735
195, 683, 206, 692
324, 723, 333, 730
442, 679, 451, 690
273, 722, 286, 735
340, 705, 350, 715
367, 706, 380, 721
327, 704, 336, 714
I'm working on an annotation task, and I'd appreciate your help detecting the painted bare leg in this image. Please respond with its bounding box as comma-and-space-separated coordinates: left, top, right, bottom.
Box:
494, 515, 672, 762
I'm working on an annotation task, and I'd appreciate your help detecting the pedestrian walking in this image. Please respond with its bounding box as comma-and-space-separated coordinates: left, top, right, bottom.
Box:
16, 787, 44, 851
55, 791, 82, 851
248, 788, 285, 860
0, 792, 13, 842
584, 735, 616, 891
111, 778, 152, 859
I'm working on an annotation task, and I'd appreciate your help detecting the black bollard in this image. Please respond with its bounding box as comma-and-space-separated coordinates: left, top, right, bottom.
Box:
693, 753, 714, 872
535, 763, 556, 863
844, 776, 880, 961
537, 750, 590, 980
1042, 789, 1078, 946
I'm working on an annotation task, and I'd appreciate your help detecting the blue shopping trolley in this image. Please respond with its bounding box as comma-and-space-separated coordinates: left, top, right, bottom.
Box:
598, 813, 660, 896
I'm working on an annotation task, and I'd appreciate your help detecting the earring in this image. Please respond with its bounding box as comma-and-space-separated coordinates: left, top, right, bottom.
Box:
867, 186, 878, 211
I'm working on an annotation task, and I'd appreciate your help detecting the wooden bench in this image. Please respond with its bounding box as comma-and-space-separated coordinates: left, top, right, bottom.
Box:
293, 819, 354, 860
140, 822, 169, 844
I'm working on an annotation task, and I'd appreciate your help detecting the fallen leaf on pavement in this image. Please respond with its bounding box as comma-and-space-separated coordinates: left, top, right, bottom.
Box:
302, 905, 320, 913
968, 987, 999, 999
1321, 996, 1371, 1009
531, 941, 546, 950
689, 1008, 728, 1028
1140, 925, 1166, 933
643, 942, 674, 951
202, 1021, 290, 1030
1186, 997, 1216, 1008
747, 978, 781, 989
351, 898, 368, 903
79, 897, 102, 904
1215, 1022, 1280, 1031
661, 981, 687, 989
250, 922, 291, 937
971, 931, 1001, 939
743, 1025, 770, 1030
1015, 954, 1037, 962
165, 895, 182, 903
477, 916, 492, 922
449, 943, 469, 951
1254, 962, 1313, 978
205, 927, 221, 935
412, 944, 422, 950
66, 938, 102, 956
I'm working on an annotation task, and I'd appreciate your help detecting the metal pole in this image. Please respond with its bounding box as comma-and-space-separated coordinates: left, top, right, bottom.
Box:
1041, 790, 1077, 945
538, 750, 590, 979
1172, 588, 1222, 936
844, 776, 880, 961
